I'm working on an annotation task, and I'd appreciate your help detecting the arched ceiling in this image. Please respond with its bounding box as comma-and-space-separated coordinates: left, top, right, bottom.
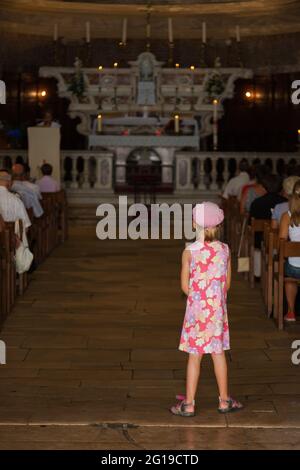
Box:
1, 0, 300, 40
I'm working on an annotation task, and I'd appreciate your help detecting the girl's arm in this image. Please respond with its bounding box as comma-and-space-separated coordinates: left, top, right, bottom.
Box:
279, 212, 289, 240
181, 249, 191, 296
226, 254, 232, 291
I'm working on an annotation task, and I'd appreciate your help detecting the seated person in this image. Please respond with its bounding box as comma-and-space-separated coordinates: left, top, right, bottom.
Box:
11, 164, 43, 218
0, 169, 31, 230
271, 175, 300, 229
250, 174, 286, 223
250, 174, 286, 278
222, 159, 250, 200
37, 163, 60, 193
279, 180, 300, 322
240, 164, 269, 214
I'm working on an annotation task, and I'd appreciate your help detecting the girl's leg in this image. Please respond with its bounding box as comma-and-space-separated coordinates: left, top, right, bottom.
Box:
185, 353, 203, 412
285, 281, 298, 314
212, 352, 229, 408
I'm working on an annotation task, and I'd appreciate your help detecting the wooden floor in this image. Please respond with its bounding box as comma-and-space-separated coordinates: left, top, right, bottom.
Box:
0, 225, 300, 450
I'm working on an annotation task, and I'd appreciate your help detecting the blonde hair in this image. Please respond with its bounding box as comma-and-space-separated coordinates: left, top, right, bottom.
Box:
289, 180, 300, 227
195, 223, 223, 242
283, 176, 300, 197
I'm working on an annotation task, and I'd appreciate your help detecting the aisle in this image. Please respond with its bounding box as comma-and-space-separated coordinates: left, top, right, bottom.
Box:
0, 225, 299, 449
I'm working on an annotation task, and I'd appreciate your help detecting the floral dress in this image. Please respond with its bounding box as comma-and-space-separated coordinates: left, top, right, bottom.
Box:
179, 240, 230, 355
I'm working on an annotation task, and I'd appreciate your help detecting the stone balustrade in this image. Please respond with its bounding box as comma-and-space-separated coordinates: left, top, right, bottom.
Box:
1, 150, 300, 203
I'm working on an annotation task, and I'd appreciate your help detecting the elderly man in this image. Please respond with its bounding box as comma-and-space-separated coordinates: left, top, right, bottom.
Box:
222, 159, 250, 200
11, 164, 43, 218
0, 169, 31, 229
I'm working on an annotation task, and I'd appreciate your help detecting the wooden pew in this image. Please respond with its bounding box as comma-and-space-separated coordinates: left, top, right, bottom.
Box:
224, 196, 241, 253
273, 239, 300, 329
249, 218, 271, 288
0, 190, 68, 329
261, 226, 279, 316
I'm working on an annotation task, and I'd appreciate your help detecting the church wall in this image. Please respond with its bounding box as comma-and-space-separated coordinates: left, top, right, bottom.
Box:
0, 32, 300, 152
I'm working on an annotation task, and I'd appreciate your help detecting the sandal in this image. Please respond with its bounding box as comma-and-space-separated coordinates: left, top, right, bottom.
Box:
218, 397, 243, 414
175, 393, 186, 401
170, 399, 195, 417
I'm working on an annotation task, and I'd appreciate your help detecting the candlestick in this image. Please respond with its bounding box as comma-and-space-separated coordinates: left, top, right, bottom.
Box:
168, 18, 173, 44
168, 41, 174, 67
213, 99, 218, 151
122, 18, 127, 45
86, 21, 91, 43
97, 114, 102, 133
202, 22, 207, 44
236, 25, 240, 43
174, 114, 180, 133
54, 24, 58, 42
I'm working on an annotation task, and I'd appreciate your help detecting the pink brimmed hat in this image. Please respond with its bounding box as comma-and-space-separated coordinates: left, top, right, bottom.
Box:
192, 202, 224, 228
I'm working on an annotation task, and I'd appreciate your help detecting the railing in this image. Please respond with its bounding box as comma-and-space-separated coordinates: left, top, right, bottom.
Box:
175, 151, 300, 192
1, 150, 300, 194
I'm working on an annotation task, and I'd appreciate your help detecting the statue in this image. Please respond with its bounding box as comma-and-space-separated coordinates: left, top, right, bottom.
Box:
137, 53, 156, 106
140, 56, 153, 81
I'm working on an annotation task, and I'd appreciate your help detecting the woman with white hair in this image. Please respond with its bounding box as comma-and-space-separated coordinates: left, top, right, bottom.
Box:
271, 175, 300, 229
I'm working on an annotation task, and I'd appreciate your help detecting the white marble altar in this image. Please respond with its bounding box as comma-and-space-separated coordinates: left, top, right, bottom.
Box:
39, 52, 252, 139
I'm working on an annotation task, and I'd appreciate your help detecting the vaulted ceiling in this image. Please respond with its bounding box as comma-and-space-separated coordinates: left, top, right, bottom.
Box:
1, 0, 300, 39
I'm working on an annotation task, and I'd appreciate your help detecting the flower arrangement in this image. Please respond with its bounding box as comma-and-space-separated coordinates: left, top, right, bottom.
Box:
205, 73, 225, 99
68, 57, 86, 98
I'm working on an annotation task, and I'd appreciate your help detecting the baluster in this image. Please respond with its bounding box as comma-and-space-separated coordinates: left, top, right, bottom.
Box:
81, 156, 90, 189
199, 158, 206, 190
223, 158, 229, 191
94, 156, 102, 189
210, 157, 218, 191
70, 156, 78, 189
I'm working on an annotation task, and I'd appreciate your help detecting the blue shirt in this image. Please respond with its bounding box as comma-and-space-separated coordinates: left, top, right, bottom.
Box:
272, 201, 289, 223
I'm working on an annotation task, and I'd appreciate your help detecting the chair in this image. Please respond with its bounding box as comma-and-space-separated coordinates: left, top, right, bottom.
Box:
274, 239, 300, 329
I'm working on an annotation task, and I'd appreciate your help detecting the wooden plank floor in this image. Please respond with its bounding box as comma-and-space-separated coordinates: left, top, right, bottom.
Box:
0, 225, 300, 449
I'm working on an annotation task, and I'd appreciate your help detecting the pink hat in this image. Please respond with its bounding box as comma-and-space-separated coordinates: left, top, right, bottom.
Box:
192, 202, 224, 228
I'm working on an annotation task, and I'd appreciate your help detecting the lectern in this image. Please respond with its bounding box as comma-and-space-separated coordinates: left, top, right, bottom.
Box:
27, 127, 61, 182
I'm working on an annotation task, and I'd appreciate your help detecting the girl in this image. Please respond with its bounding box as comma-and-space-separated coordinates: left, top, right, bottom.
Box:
170, 202, 243, 417
279, 179, 300, 322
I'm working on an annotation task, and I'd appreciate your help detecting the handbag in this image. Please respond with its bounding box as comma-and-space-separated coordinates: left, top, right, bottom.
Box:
14, 220, 33, 274
237, 217, 250, 273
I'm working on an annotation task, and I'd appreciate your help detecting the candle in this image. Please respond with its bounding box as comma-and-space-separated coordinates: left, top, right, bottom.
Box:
97, 114, 102, 133
213, 99, 218, 150
86, 21, 91, 43
202, 21, 206, 44
122, 18, 127, 45
174, 115, 180, 133
236, 25, 240, 43
168, 18, 173, 43
298, 129, 300, 143
54, 24, 58, 42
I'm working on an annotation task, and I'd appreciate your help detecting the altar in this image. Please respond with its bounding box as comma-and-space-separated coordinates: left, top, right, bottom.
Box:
39, 51, 252, 198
